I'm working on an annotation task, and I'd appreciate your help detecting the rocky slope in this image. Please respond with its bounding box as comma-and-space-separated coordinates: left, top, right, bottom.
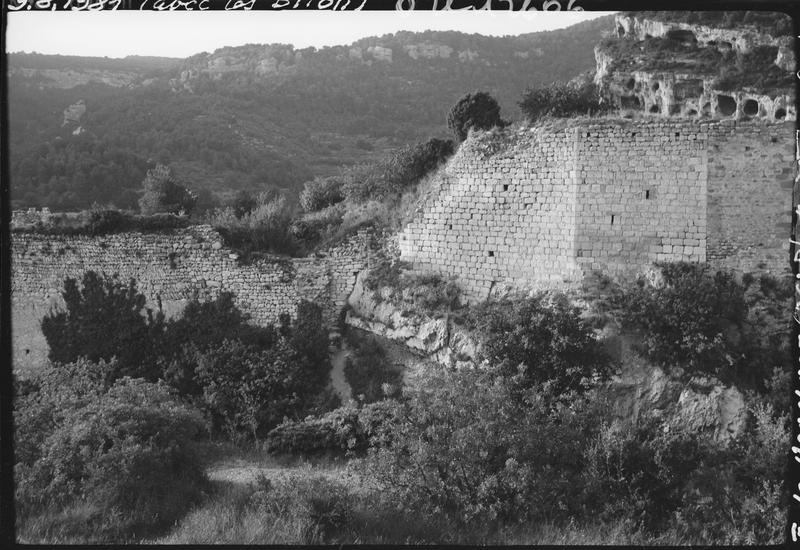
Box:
595, 13, 795, 122
345, 270, 747, 442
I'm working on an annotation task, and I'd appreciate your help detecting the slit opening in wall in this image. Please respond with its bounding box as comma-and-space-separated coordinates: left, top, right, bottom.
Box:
610, 215, 615, 226
449, 224, 453, 230
645, 189, 650, 199
503, 184, 509, 191
488, 251, 494, 257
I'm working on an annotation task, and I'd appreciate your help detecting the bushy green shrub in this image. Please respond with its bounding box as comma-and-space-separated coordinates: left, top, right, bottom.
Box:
249, 474, 354, 541
189, 339, 304, 439
342, 138, 453, 202
41, 271, 167, 381
209, 194, 302, 257
139, 163, 197, 216
519, 81, 608, 123
447, 92, 507, 142
583, 415, 705, 531
467, 293, 612, 395
616, 263, 788, 388
299, 176, 345, 212
364, 367, 603, 525
15, 360, 208, 542
265, 400, 402, 458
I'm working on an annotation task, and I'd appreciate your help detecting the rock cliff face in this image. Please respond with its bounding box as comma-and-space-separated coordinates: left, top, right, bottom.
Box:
62, 100, 86, 126
346, 271, 746, 442
596, 14, 795, 122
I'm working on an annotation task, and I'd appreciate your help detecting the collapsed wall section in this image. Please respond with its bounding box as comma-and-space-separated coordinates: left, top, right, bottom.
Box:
11, 225, 370, 374
574, 121, 708, 276
398, 127, 582, 302
705, 121, 794, 272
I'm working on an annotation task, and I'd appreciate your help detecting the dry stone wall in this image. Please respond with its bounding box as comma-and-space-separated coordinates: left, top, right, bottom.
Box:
399, 119, 793, 302
11, 225, 372, 373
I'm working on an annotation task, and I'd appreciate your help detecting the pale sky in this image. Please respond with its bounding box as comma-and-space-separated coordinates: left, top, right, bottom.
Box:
7, 10, 613, 59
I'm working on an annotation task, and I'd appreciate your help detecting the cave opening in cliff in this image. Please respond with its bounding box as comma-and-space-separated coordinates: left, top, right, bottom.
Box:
687, 109, 697, 116
649, 105, 660, 114
651, 82, 660, 91
775, 108, 787, 120
743, 99, 759, 116
616, 25, 625, 37
626, 78, 636, 90
665, 29, 698, 46
717, 95, 737, 116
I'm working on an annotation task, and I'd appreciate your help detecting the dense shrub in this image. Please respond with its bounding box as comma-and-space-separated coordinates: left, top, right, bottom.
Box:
187, 339, 303, 439
265, 400, 402, 457
583, 414, 706, 531
344, 331, 403, 403
447, 91, 507, 142
342, 138, 453, 202
364, 367, 603, 525
177, 301, 330, 439
138, 163, 197, 216
467, 293, 612, 395
15, 360, 208, 542
290, 204, 346, 247
299, 176, 345, 212
41, 271, 166, 381
209, 194, 302, 257
519, 81, 608, 123
616, 263, 789, 388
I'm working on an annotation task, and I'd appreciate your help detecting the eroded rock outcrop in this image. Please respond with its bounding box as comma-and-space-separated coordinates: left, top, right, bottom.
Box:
597, 14, 795, 122
346, 272, 746, 442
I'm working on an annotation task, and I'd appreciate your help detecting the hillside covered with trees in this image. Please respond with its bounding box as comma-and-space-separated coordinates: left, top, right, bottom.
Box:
8, 16, 611, 211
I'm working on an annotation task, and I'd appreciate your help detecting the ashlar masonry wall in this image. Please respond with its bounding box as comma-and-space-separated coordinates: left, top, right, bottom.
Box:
399, 119, 793, 302
398, 127, 584, 301
574, 122, 708, 276
11, 225, 371, 374
705, 121, 795, 272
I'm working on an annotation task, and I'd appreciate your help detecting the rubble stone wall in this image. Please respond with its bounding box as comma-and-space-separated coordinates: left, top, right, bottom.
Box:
11, 225, 371, 373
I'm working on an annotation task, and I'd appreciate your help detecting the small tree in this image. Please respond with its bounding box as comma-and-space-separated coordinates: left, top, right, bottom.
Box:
469, 293, 612, 396
138, 164, 197, 215
41, 271, 165, 381
447, 92, 507, 142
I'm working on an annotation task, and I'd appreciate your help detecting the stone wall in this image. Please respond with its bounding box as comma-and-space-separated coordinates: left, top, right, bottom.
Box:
574, 121, 708, 275
11, 225, 372, 373
398, 127, 584, 302
706, 121, 795, 272
398, 119, 793, 302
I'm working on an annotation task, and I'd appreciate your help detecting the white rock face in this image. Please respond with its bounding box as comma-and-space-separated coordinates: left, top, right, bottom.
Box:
62, 100, 86, 126
604, 335, 746, 442
367, 45, 393, 63
404, 42, 454, 60
600, 14, 795, 122
614, 14, 784, 55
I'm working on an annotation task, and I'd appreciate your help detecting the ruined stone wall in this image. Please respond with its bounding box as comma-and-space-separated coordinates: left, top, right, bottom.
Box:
11, 225, 371, 373
705, 121, 794, 272
574, 121, 708, 276
398, 119, 792, 301
398, 127, 583, 302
